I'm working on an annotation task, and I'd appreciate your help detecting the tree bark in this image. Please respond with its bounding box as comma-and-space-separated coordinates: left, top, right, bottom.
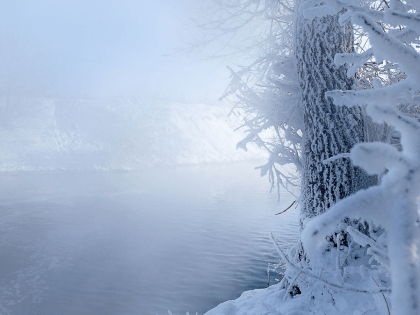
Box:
295, 12, 372, 228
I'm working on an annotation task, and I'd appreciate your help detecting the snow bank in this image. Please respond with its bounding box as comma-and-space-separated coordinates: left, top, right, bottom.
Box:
204, 280, 382, 315
0, 98, 267, 171
204, 234, 389, 315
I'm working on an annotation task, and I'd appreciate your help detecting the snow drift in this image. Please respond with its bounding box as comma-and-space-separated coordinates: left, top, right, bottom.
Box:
0, 98, 266, 171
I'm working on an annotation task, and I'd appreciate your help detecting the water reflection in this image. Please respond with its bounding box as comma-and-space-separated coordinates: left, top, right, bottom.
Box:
0, 162, 299, 315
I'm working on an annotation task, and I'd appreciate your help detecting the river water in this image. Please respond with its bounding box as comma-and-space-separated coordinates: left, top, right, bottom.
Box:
0, 162, 299, 315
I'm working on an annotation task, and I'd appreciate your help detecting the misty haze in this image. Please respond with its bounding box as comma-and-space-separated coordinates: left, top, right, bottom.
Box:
0, 1, 299, 315
4, 0, 417, 314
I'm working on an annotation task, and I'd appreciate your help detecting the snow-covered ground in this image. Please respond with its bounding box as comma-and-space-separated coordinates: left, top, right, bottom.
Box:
205, 240, 390, 315
0, 97, 266, 171
204, 281, 383, 315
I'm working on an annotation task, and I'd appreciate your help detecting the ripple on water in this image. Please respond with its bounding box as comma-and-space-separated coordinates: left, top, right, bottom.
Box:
0, 162, 299, 315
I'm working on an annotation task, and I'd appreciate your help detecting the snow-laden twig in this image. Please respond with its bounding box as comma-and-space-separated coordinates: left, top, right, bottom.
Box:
322, 153, 351, 164
303, 2, 420, 313
270, 234, 391, 294
370, 276, 391, 315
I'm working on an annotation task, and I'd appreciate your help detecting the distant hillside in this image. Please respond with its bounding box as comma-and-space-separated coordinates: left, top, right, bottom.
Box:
0, 98, 267, 171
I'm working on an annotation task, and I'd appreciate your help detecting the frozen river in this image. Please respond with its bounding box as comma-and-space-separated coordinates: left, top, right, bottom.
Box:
0, 161, 299, 315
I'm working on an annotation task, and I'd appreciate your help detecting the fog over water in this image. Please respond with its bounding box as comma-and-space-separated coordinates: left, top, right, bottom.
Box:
0, 2, 300, 315
0, 163, 299, 315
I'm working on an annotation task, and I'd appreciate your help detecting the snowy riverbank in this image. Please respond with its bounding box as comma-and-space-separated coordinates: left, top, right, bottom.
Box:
204, 283, 376, 315
0, 98, 266, 171
204, 248, 389, 315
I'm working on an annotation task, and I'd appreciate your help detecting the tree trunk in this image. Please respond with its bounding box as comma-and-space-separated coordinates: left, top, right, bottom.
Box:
295, 12, 372, 229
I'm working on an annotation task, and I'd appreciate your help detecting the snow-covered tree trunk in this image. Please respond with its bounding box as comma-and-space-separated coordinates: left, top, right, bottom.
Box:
295, 11, 372, 226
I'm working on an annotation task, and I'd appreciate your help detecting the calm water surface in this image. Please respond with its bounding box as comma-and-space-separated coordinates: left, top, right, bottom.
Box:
0, 162, 299, 315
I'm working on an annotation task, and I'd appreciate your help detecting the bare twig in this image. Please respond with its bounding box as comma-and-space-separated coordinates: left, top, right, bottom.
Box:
275, 200, 296, 215
233, 124, 245, 131
370, 276, 391, 315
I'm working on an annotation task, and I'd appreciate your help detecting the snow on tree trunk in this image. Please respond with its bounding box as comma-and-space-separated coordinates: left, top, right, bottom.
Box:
295, 12, 371, 225
300, 3, 420, 313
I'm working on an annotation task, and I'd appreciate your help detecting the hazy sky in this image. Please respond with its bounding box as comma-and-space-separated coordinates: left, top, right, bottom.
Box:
0, 0, 231, 103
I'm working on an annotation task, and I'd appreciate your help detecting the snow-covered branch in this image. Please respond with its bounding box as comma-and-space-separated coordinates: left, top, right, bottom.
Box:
302, 1, 420, 313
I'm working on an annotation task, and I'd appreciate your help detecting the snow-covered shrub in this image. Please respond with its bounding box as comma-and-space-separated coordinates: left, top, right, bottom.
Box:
194, 0, 302, 195
299, 0, 420, 313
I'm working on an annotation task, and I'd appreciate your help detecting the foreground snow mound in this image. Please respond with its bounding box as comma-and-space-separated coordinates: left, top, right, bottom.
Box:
205, 285, 311, 315
205, 233, 390, 315
0, 98, 266, 171
205, 280, 383, 315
